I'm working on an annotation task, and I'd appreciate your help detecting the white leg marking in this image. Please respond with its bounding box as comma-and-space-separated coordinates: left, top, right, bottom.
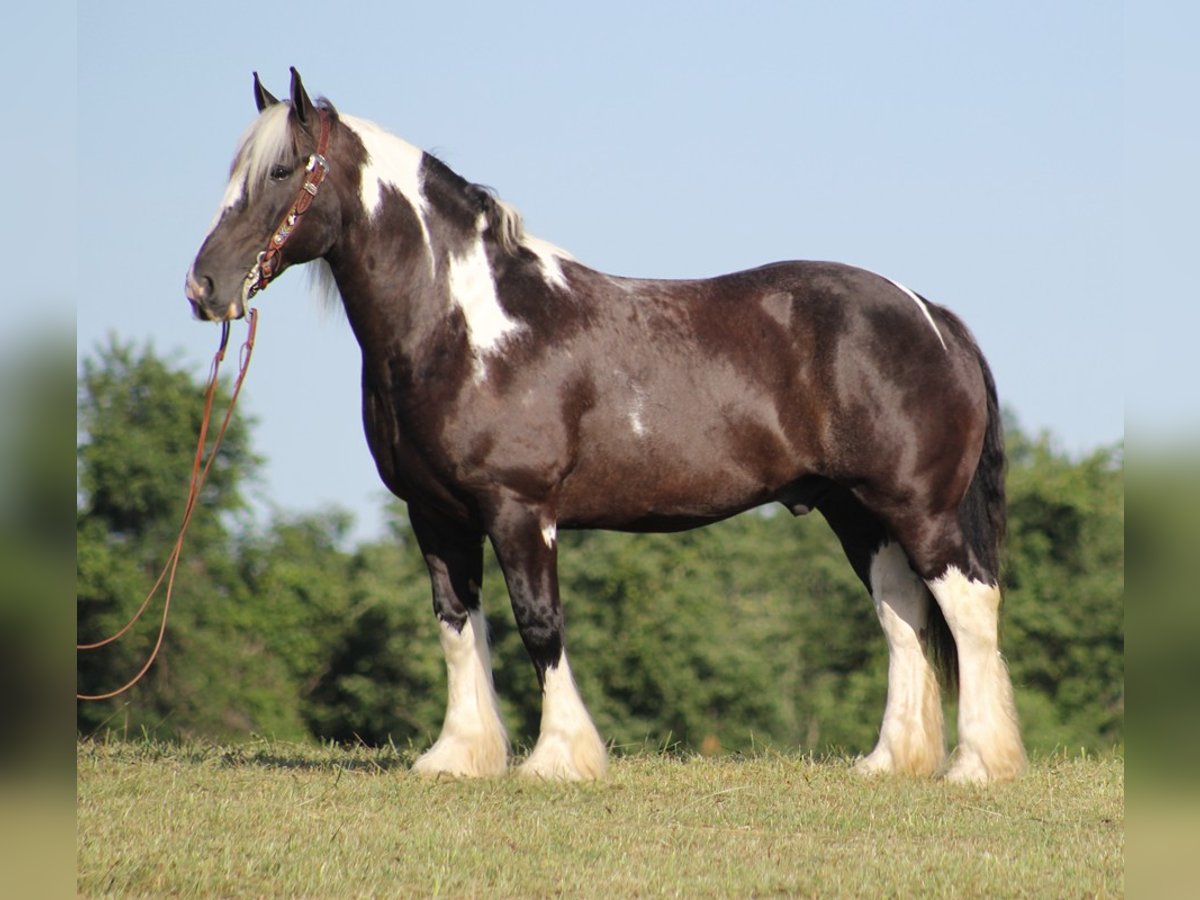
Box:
540, 521, 557, 549
928, 567, 1026, 783
518, 652, 607, 781
448, 223, 524, 380
855, 542, 945, 777
412, 609, 509, 778
880, 274, 948, 351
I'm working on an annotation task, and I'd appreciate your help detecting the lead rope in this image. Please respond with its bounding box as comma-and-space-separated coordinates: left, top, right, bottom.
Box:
77, 309, 259, 701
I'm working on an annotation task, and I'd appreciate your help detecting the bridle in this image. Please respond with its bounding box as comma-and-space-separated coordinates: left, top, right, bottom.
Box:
244, 108, 332, 299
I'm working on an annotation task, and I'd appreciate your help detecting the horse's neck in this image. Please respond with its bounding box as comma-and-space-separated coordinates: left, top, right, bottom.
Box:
325, 125, 571, 384
327, 211, 478, 381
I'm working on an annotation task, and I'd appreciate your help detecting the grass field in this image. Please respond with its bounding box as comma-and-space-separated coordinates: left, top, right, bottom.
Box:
77, 739, 1123, 897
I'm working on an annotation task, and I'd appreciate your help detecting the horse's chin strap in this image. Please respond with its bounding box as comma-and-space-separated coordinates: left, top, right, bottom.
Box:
245, 109, 332, 299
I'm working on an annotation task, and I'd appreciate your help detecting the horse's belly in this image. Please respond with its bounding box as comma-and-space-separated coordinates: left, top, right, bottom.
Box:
556, 416, 804, 528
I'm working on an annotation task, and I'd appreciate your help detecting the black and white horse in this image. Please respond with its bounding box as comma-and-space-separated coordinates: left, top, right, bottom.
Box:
186, 69, 1025, 783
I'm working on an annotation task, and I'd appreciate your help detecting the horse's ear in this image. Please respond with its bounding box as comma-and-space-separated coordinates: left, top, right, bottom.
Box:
288, 66, 316, 126
253, 72, 280, 112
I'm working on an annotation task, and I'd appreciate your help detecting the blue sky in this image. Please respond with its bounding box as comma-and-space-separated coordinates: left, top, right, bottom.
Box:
23, 2, 1190, 539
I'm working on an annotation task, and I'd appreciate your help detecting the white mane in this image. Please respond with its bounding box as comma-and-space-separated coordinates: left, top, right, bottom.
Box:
226, 103, 573, 310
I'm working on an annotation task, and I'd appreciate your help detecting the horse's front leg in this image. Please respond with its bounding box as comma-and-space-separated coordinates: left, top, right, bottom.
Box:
485, 496, 607, 781
410, 509, 509, 778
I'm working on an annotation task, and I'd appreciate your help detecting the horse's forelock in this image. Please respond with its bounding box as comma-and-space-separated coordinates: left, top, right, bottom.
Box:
230, 99, 337, 200
230, 103, 294, 197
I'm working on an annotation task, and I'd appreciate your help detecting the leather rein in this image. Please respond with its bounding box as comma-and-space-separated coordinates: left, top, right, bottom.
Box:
77, 111, 334, 701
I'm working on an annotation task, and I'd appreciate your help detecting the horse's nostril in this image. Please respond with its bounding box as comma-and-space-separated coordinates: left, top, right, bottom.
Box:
185, 270, 214, 304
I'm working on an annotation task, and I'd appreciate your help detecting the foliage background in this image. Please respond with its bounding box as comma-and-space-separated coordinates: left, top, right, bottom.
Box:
77, 341, 1124, 758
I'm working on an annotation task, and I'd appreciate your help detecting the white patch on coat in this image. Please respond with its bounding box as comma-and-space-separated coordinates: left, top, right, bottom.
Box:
627, 384, 649, 437
198, 151, 250, 247
412, 609, 509, 777
879, 274, 948, 351
518, 652, 607, 781
760, 291, 794, 328
340, 115, 433, 275
448, 220, 524, 378
485, 197, 572, 291
855, 541, 944, 777
541, 521, 557, 549
203, 172, 246, 239
523, 234, 573, 290
927, 566, 1026, 782
340, 115, 427, 217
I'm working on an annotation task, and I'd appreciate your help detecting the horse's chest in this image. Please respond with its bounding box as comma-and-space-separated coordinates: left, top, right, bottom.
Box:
360, 383, 471, 513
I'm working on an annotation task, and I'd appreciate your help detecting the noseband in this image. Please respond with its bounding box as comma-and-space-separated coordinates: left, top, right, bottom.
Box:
245, 109, 332, 299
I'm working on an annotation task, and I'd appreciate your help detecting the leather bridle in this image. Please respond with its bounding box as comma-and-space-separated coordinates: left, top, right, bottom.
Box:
244, 108, 332, 299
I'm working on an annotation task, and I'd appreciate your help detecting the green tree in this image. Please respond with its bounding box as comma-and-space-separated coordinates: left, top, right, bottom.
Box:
77, 342, 1123, 760
1003, 431, 1124, 752
300, 523, 448, 747
310, 421, 1124, 760
78, 339, 314, 741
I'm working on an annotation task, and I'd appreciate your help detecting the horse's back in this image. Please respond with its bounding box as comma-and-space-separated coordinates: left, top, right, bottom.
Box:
547, 260, 989, 527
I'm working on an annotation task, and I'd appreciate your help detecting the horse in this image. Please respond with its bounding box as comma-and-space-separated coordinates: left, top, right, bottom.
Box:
186, 68, 1025, 783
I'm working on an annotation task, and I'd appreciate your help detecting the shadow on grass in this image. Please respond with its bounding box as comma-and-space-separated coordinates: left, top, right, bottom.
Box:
77, 734, 417, 774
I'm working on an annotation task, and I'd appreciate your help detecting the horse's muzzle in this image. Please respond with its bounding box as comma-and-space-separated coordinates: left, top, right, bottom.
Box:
185, 270, 245, 321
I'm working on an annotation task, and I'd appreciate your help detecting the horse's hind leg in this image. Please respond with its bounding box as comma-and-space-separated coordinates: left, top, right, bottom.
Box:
926, 561, 1025, 783
409, 510, 509, 778
815, 488, 946, 776
902, 515, 1026, 783
859, 541, 947, 776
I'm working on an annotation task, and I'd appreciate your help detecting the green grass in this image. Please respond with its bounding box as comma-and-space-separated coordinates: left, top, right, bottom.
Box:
77, 739, 1122, 897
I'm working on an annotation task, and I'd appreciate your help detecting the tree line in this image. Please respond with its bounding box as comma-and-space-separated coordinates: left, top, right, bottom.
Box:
77, 339, 1123, 757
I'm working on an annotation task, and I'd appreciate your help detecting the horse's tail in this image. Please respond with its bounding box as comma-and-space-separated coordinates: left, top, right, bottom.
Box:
960, 346, 1007, 580
924, 304, 1008, 694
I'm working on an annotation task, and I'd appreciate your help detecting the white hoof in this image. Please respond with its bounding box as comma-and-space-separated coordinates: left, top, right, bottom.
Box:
415, 612, 508, 778
412, 732, 507, 778
853, 747, 895, 776
943, 748, 992, 784
943, 741, 1025, 784
517, 727, 607, 782
518, 653, 607, 782
854, 732, 945, 778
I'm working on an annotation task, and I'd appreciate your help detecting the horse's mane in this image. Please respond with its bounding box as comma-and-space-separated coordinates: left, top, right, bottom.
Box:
235, 98, 557, 310
479, 191, 527, 258
419, 153, 527, 257
236, 100, 527, 258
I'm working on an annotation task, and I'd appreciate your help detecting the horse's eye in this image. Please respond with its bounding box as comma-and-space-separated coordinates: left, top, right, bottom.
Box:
269, 164, 293, 181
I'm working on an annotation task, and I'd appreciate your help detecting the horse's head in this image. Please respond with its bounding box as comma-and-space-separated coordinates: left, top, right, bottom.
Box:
186, 68, 340, 321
